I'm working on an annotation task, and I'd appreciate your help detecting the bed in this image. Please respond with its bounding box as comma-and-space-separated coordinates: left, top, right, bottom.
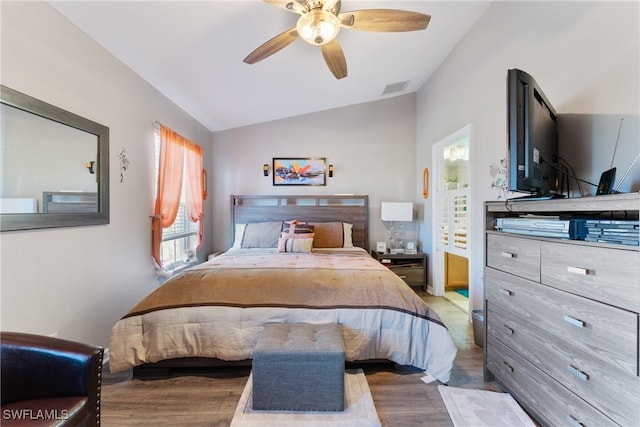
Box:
108, 195, 457, 382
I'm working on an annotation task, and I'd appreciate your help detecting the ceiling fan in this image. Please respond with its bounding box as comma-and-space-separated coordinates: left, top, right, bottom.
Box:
243, 0, 431, 80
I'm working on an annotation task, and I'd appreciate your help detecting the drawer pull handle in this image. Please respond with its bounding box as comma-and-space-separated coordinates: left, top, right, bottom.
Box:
567, 365, 589, 382
564, 315, 586, 328
499, 288, 513, 296
500, 251, 515, 258
399, 275, 407, 279
502, 361, 513, 373
503, 324, 514, 334
567, 415, 585, 427
567, 266, 589, 275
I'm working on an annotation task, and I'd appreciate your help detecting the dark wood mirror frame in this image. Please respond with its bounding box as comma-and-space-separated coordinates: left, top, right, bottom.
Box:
0, 85, 109, 231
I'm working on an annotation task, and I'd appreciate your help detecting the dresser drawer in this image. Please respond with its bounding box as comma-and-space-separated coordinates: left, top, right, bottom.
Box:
540, 241, 640, 312
486, 234, 540, 282
488, 309, 639, 426
389, 266, 424, 287
486, 268, 638, 377
487, 335, 618, 427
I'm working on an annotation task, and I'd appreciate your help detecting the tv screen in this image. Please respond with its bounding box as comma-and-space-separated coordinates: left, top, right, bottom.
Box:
508, 69, 558, 195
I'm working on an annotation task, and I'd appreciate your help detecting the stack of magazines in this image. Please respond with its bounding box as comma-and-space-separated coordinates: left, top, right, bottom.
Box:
585, 219, 639, 246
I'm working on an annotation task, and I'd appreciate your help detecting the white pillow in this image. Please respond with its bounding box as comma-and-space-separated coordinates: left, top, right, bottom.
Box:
232, 224, 246, 249
343, 222, 354, 248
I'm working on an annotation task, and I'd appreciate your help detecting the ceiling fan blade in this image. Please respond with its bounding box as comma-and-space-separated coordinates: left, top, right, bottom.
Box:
320, 39, 347, 80
322, 0, 341, 13
339, 9, 431, 32
243, 28, 299, 64
263, 0, 307, 15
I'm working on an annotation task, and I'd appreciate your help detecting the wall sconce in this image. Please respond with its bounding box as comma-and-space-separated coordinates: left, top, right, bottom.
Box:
263, 164, 269, 177
328, 164, 334, 178
85, 161, 95, 174
118, 147, 130, 183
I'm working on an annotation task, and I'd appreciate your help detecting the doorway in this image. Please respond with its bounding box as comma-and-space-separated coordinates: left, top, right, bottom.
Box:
446, 252, 469, 291
444, 252, 469, 313
431, 125, 471, 313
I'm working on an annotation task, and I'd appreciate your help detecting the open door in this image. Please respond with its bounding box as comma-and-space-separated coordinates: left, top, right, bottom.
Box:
431, 125, 471, 313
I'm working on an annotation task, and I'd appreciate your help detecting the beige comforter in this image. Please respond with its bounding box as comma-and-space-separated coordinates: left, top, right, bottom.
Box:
109, 249, 457, 382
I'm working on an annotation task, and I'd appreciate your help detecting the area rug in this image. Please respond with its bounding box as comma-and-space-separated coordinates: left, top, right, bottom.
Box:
230, 369, 381, 427
454, 289, 469, 298
438, 385, 536, 427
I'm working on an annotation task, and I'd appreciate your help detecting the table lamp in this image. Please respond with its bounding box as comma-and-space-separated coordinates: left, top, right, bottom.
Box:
381, 202, 414, 254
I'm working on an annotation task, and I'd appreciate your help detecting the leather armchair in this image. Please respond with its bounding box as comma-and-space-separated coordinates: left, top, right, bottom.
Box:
1, 332, 103, 426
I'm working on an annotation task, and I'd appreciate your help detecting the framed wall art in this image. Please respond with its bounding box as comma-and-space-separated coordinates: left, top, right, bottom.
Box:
273, 157, 326, 186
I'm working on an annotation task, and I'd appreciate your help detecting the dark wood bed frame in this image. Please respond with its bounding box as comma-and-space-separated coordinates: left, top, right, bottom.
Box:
132, 194, 370, 378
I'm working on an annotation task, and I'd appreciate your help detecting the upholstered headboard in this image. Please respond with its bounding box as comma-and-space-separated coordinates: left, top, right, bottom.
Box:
230, 195, 369, 251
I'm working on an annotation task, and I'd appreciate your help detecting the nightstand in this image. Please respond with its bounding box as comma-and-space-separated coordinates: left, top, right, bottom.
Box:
371, 251, 427, 291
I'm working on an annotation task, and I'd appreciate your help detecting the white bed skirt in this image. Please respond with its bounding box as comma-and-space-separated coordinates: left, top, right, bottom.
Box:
109, 305, 457, 383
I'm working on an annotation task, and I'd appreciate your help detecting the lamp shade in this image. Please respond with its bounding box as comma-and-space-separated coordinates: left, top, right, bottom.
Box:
381, 202, 413, 222
296, 9, 341, 46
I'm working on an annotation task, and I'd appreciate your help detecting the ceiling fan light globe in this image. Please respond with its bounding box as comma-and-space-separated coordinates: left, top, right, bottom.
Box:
296, 9, 340, 46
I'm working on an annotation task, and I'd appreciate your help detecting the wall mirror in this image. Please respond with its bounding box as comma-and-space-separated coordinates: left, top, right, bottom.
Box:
0, 85, 109, 231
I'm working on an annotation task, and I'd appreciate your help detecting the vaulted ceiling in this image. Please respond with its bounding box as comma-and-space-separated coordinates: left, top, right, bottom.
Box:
50, 1, 491, 131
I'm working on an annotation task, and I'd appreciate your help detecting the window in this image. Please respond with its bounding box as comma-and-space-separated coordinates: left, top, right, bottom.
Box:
154, 134, 198, 271
152, 126, 204, 275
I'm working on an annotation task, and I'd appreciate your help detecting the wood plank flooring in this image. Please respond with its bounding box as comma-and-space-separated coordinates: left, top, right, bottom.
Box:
101, 293, 502, 426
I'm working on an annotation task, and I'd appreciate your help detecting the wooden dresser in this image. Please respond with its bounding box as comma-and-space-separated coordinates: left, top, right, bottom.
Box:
483, 193, 639, 427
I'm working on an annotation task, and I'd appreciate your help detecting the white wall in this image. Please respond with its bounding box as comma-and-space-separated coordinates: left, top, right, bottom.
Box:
211, 94, 418, 252
416, 1, 639, 310
0, 2, 213, 349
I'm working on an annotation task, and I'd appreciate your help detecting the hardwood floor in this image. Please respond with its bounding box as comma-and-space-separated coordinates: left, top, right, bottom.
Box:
101, 294, 502, 426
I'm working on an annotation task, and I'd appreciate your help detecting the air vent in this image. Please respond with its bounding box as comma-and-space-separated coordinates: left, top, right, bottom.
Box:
382, 80, 410, 95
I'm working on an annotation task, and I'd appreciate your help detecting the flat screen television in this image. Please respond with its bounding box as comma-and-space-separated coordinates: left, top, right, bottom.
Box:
507, 68, 560, 197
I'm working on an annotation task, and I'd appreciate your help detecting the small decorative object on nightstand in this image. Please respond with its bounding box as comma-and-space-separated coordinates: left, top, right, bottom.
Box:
371, 250, 427, 291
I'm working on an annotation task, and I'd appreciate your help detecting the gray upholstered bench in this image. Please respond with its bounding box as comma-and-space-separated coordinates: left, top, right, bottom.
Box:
252, 323, 345, 411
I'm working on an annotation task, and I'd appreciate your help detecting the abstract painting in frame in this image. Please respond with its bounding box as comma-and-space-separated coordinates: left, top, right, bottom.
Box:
273, 157, 326, 186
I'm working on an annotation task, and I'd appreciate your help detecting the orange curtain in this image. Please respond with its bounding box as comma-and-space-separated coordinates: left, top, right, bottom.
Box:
151, 125, 186, 267
184, 142, 204, 250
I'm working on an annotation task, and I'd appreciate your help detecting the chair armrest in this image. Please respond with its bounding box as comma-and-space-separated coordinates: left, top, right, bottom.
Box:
1, 332, 103, 419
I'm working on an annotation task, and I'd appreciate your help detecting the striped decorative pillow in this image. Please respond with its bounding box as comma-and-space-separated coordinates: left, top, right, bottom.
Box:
277, 237, 314, 253
281, 220, 315, 235
281, 232, 315, 240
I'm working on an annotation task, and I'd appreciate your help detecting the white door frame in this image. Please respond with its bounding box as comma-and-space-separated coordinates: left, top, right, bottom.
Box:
431, 125, 472, 298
